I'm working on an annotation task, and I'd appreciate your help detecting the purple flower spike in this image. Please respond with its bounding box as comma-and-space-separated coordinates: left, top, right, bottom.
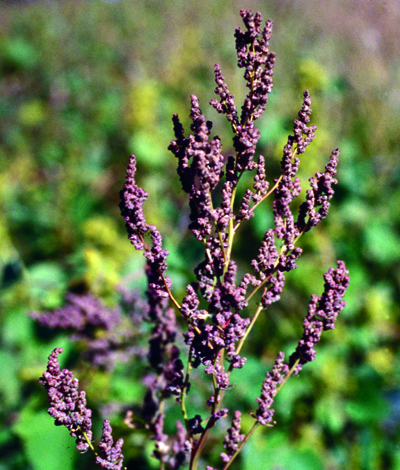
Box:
289, 260, 350, 374
221, 410, 245, 463
256, 352, 289, 426
235, 11, 275, 123
96, 420, 125, 470
36, 8, 350, 469
251, 229, 279, 279
210, 63, 239, 127
205, 361, 230, 390
293, 90, 317, 154
120, 154, 171, 302
119, 154, 149, 250
39, 348, 93, 453
253, 155, 269, 201
169, 114, 191, 193
297, 148, 340, 232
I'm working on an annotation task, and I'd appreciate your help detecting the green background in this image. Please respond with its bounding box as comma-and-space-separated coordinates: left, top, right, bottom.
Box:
1, 0, 399, 469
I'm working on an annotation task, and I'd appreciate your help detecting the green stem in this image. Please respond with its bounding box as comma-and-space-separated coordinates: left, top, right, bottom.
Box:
234, 303, 263, 358
221, 422, 260, 470
223, 185, 237, 275
82, 430, 96, 453
160, 270, 181, 310
180, 352, 193, 431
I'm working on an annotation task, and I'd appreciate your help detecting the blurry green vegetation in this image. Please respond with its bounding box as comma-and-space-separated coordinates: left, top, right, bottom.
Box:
0, 0, 399, 469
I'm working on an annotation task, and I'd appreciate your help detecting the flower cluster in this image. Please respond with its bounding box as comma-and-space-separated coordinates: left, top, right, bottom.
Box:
289, 260, 350, 373
96, 420, 125, 470
39, 348, 125, 469
38, 9, 349, 470
39, 347, 93, 453
254, 259, 350, 427
220, 410, 245, 463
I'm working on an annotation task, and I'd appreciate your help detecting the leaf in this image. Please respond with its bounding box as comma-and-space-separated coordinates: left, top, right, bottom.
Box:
13, 403, 77, 470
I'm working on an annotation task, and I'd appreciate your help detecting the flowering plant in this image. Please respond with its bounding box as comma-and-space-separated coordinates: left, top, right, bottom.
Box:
37, 9, 349, 470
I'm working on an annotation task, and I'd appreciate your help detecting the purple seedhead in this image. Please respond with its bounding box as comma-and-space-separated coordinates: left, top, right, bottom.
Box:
273, 91, 316, 244
252, 155, 269, 201
168, 113, 191, 193
296, 148, 340, 232
235, 10, 275, 123
220, 312, 249, 369
251, 229, 279, 279
221, 410, 245, 463
238, 189, 254, 221
194, 236, 227, 303
256, 351, 289, 426
213, 181, 234, 231
293, 90, 317, 154
232, 11, 275, 173
39, 348, 93, 453
119, 155, 170, 302
205, 360, 230, 390
118, 154, 149, 250
260, 270, 286, 308
181, 284, 203, 324
289, 260, 350, 374
119, 156, 180, 453
96, 420, 125, 470
172, 95, 225, 243
210, 64, 238, 127
40, 350, 125, 467
144, 225, 170, 299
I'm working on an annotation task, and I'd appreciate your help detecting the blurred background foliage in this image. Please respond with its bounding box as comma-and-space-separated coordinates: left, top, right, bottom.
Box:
0, 0, 399, 469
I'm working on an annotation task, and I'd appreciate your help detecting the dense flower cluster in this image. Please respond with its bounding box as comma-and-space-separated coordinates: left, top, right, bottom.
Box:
119, 154, 171, 299
39, 348, 125, 469
38, 9, 349, 470
255, 352, 289, 426
221, 410, 245, 463
39, 348, 93, 453
289, 260, 350, 373
254, 261, 349, 425
96, 420, 125, 470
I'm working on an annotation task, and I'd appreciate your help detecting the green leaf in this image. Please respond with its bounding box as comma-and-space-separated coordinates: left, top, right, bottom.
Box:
13, 404, 77, 470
